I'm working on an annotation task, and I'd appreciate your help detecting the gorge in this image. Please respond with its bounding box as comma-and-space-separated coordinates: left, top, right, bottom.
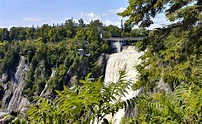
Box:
0, 39, 146, 124
1, 0, 201, 123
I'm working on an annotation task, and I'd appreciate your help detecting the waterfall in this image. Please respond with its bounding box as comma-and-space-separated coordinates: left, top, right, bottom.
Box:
7, 56, 28, 112
104, 46, 143, 124
40, 70, 56, 97
112, 41, 122, 52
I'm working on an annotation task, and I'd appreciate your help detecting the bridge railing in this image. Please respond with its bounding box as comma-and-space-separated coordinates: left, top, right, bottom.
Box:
103, 37, 143, 41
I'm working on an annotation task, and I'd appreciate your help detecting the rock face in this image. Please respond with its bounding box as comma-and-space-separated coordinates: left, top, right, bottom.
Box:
0, 54, 96, 113
0, 73, 8, 83
97, 53, 109, 76
1, 56, 30, 113
62, 58, 89, 88
153, 79, 172, 93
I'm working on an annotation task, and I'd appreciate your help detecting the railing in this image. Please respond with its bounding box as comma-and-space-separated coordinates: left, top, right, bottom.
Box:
103, 37, 143, 41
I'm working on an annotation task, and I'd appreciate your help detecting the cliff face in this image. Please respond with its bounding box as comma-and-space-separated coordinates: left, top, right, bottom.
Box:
0, 56, 29, 113
0, 54, 107, 113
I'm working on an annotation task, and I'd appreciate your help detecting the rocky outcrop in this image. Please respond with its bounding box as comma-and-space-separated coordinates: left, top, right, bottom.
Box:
0, 73, 8, 83
98, 53, 109, 76
0, 52, 109, 115
154, 79, 172, 93
63, 57, 89, 87
6, 56, 29, 113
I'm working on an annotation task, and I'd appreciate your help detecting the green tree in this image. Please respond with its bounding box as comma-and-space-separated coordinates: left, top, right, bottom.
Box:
1, 28, 9, 41
118, 0, 202, 90
78, 18, 85, 27
118, 0, 201, 28
103, 25, 121, 37
11, 72, 134, 124
18, 27, 27, 41
9, 27, 18, 40
65, 18, 76, 38
75, 29, 86, 41
124, 83, 202, 124
25, 26, 35, 40
117, 0, 202, 123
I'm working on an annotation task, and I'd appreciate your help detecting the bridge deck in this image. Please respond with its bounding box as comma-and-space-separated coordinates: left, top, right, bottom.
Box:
103, 37, 143, 41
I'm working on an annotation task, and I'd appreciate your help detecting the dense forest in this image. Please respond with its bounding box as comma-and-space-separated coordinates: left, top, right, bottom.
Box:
0, 0, 202, 123
0, 19, 147, 100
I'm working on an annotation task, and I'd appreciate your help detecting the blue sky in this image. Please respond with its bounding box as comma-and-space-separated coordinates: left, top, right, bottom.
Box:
0, 0, 170, 29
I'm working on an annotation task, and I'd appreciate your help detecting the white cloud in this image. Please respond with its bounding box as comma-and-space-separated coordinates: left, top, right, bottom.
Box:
108, 7, 126, 14
0, 17, 74, 28
80, 12, 102, 23
1, 7, 128, 29
1, 6, 170, 30
147, 14, 172, 29
151, 18, 160, 23
106, 7, 129, 27
21, 17, 76, 27
23, 17, 43, 22
107, 7, 172, 29
0, 20, 16, 29
103, 19, 121, 27
79, 10, 126, 28
79, 11, 171, 29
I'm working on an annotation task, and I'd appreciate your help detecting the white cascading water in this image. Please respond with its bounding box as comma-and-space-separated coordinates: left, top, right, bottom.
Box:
104, 46, 144, 124
7, 56, 28, 112
112, 42, 122, 52
40, 70, 56, 97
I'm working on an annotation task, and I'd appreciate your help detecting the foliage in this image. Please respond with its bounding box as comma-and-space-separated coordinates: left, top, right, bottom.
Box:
117, 0, 202, 123
0, 19, 146, 97
10, 71, 133, 124
1, 1, 201, 123
9, 75, 202, 124
0, 41, 20, 74
0, 19, 114, 99
118, 0, 201, 27
125, 83, 202, 124
118, 0, 202, 91
0, 18, 146, 43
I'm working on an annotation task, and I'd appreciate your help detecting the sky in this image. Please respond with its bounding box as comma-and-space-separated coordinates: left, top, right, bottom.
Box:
0, 0, 170, 29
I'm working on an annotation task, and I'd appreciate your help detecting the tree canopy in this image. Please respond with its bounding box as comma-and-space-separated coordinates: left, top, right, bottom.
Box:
118, 0, 202, 27
1, 1, 202, 123
119, 0, 202, 123
118, 0, 202, 90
